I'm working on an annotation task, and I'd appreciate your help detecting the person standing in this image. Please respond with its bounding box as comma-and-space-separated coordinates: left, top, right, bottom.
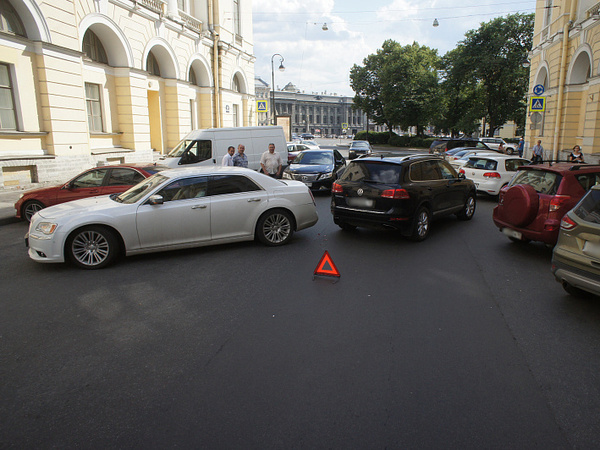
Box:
222, 146, 235, 166
517, 137, 524, 158
233, 144, 248, 168
260, 143, 283, 178
531, 140, 544, 164
568, 145, 585, 163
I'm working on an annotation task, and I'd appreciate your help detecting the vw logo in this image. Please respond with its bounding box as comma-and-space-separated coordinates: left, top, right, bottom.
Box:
357, 188, 364, 196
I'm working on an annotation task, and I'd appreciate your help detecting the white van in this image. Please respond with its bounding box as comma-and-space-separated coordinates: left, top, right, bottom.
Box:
159, 126, 288, 171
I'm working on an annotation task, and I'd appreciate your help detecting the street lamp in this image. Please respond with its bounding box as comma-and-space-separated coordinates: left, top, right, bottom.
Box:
271, 53, 285, 125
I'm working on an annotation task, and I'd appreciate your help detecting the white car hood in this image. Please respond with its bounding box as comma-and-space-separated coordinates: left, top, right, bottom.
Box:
36, 195, 125, 220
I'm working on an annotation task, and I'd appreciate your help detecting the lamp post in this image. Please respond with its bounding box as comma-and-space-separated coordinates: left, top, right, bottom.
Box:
270, 53, 285, 125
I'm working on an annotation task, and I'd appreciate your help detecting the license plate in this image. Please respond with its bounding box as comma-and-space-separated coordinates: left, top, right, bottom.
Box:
347, 197, 374, 208
502, 228, 522, 240
583, 241, 600, 259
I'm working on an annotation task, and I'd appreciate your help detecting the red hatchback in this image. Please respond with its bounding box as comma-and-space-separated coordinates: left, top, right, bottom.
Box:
15, 164, 168, 222
493, 163, 600, 245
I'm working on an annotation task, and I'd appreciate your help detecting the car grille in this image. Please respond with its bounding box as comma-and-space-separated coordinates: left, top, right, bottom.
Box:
291, 173, 319, 182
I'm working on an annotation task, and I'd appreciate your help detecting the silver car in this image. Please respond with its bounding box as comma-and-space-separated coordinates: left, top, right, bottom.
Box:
26, 167, 318, 269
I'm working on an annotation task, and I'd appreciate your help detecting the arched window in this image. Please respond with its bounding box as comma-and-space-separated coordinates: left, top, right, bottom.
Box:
0, 0, 26, 37
147, 52, 161, 77
189, 67, 197, 86
82, 30, 108, 64
233, 76, 241, 93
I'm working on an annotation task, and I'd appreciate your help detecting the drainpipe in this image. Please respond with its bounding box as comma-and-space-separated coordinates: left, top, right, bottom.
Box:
553, 0, 578, 161
208, 0, 220, 128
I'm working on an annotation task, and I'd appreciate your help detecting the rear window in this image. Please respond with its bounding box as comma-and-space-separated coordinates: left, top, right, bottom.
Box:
504, 159, 528, 172
339, 161, 401, 184
509, 169, 561, 195
574, 189, 600, 224
464, 158, 498, 171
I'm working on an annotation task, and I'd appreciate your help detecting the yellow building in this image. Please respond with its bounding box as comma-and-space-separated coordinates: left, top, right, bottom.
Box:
0, 0, 255, 188
528, 0, 600, 160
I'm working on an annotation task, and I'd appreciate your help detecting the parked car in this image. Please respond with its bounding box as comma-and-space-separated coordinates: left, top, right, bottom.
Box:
449, 151, 500, 170
287, 143, 312, 163
348, 140, 373, 159
480, 137, 516, 155
25, 167, 319, 269
458, 155, 529, 195
446, 148, 500, 163
493, 163, 600, 245
429, 137, 490, 154
552, 185, 600, 297
331, 155, 476, 241
301, 133, 315, 140
299, 140, 320, 150
282, 149, 346, 191
15, 164, 168, 222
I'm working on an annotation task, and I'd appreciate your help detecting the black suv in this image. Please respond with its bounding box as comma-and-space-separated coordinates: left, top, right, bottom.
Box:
429, 137, 490, 154
331, 155, 476, 241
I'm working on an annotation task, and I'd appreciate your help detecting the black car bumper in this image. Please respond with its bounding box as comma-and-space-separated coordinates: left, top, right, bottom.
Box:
331, 205, 412, 233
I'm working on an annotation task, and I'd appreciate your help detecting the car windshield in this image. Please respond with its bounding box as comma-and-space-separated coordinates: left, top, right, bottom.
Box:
574, 189, 600, 224
114, 173, 169, 204
167, 139, 194, 157
509, 169, 560, 195
293, 151, 333, 165
351, 142, 369, 148
339, 161, 401, 184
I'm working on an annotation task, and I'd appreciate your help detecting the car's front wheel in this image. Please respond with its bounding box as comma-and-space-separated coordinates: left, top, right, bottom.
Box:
457, 193, 476, 220
256, 210, 294, 246
410, 206, 431, 241
505, 147, 514, 155
66, 226, 120, 269
22, 200, 45, 222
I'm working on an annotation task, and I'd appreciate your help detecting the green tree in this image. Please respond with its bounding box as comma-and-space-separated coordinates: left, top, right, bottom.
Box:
350, 40, 441, 137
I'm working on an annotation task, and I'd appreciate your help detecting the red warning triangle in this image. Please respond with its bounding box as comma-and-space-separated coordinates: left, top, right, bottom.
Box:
313, 250, 340, 278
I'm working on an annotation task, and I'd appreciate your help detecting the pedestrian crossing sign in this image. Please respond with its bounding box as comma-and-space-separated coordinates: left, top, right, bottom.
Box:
257, 100, 268, 112
529, 97, 546, 112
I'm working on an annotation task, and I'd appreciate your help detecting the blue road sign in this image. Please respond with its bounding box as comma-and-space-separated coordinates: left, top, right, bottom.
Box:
533, 84, 545, 96
257, 100, 268, 112
529, 97, 546, 112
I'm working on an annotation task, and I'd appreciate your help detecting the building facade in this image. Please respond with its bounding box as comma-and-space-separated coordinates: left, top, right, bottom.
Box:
527, 0, 600, 159
0, 0, 255, 188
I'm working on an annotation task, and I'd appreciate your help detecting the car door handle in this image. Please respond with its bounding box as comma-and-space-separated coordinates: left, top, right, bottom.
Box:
192, 205, 207, 209
247, 198, 261, 202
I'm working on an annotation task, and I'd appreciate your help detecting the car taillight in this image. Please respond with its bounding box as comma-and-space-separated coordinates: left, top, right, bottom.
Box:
483, 172, 501, 178
560, 215, 577, 230
381, 189, 409, 199
549, 195, 570, 212
332, 182, 343, 193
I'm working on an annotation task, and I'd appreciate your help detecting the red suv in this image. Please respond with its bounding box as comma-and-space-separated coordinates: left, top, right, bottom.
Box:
493, 163, 600, 245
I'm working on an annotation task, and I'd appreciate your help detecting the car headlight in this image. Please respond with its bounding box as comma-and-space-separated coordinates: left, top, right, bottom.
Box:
318, 172, 333, 180
35, 222, 58, 235
282, 172, 292, 180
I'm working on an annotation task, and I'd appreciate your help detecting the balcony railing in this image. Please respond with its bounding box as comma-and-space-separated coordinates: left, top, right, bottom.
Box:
586, 2, 600, 18
133, 0, 164, 14
180, 11, 202, 33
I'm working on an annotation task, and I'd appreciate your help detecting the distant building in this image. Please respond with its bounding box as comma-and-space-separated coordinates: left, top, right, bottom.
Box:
0, 0, 255, 188
255, 76, 270, 127
256, 80, 367, 137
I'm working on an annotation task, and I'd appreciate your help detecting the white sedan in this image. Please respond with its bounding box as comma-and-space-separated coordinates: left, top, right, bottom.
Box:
459, 155, 530, 195
26, 167, 319, 269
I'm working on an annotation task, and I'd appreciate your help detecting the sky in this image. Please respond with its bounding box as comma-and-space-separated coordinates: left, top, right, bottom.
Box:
252, 0, 538, 97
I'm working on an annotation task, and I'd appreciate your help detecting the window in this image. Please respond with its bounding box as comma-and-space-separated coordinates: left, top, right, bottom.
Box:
82, 30, 108, 64
180, 140, 212, 164
147, 52, 160, 77
85, 83, 103, 132
410, 161, 442, 181
159, 177, 208, 201
208, 175, 261, 196
574, 189, 600, 224
72, 169, 108, 188
0, 0, 26, 37
233, 104, 239, 127
233, 76, 241, 92
233, 0, 241, 35
107, 168, 145, 186
576, 173, 600, 192
0, 63, 17, 130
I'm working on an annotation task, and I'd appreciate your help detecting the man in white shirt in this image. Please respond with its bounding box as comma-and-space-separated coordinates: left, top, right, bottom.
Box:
260, 143, 282, 178
222, 146, 235, 166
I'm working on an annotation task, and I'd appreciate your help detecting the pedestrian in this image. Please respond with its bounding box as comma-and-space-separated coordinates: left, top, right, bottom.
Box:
260, 143, 282, 178
222, 146, 235, 166
498, 142, 506, 154
233, 144, 248, 168
517, 137, 524, 158
531, 140, 544, 164
567, 145, 585, 163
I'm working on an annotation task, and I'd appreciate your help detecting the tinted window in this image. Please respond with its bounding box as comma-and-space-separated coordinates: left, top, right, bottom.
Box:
436, 160, 457, 179
208, 175, 261, 196
465, 158, 498, 170
107, 168, 145, 186
294, 151, 333, 165
575, 173, 600, 191
180, 140, 212, 164
509, 169, 560, 195
410, 161, 442, 181
574, 189, 600, 224
72, 168, 108, 188
339, 162, 401, 184
158, 177, 208, 201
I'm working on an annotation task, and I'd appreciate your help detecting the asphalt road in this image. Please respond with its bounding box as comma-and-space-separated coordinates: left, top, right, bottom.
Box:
2, 189, 600, 448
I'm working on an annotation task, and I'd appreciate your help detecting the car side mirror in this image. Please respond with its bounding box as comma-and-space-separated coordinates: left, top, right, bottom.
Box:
62, 182, 73, 190
147, 194, 164, 205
